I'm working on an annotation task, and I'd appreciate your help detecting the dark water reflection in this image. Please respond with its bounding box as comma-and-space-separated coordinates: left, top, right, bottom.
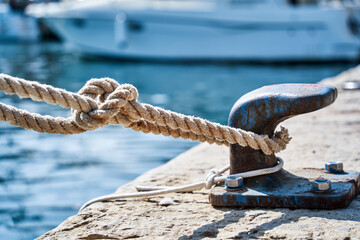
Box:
0, 42, 356, 239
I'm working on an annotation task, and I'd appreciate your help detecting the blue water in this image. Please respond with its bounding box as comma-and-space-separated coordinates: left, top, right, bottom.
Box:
0, 42, 356, 239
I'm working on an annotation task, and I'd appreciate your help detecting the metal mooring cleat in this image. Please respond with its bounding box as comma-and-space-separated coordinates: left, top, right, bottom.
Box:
210, 84, 360, 209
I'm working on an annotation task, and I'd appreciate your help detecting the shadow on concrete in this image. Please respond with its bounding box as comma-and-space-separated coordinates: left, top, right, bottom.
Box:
178, 210, 246, 239
178, 196, 360, 239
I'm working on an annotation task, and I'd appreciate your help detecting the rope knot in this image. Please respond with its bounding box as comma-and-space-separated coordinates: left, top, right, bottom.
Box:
73, 78, 139, 130
204, 168, 223, 189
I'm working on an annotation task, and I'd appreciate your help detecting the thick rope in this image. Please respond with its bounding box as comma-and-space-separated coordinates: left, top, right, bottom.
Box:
79, 158, 284, 211
0, 73, 291, 155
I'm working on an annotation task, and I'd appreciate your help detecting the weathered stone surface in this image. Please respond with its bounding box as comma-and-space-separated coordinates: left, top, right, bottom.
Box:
38, 66, 360, 240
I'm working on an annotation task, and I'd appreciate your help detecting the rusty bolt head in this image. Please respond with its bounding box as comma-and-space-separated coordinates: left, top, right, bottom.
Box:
312, 178, 331, 192
225, 175, 244, 190
325, 162, 344, 174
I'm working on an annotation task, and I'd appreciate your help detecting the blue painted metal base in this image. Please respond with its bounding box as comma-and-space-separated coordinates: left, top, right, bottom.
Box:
210, 169, 360, 209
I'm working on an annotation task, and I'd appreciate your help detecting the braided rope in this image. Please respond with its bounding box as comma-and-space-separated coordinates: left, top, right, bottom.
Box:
0, 74, 291, 155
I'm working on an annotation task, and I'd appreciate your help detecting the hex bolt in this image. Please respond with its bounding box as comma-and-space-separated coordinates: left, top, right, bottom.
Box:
325, 161, 344, 174
225, 175, 244, 191
312, 178, 332, 192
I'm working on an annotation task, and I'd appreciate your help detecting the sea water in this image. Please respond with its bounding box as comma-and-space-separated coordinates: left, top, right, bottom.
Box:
0, 42, 356, 239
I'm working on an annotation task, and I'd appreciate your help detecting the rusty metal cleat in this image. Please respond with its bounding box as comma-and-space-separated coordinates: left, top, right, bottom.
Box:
210, 84, 360, 209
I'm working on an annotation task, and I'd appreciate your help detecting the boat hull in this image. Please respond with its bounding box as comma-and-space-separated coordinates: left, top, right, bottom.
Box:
40, 3, 360, 61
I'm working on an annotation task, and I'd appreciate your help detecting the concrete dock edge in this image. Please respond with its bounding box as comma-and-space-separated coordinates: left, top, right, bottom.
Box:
38, 65, 360, 240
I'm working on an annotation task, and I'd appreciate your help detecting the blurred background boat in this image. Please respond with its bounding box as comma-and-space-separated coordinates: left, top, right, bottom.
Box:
0, 0, 40, 42
27, 0, 360, 61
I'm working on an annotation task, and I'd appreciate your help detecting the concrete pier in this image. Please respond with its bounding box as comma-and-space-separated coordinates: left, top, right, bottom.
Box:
38, 66, 360, 240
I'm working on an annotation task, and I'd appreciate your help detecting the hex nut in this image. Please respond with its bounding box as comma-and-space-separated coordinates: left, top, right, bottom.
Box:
312, 178, 331, 192
342, 80, 360, 90
325, 161, 344, 174
225, 175, 243, 190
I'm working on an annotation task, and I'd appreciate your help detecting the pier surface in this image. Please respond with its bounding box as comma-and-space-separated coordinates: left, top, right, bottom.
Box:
38, 66, 360, 240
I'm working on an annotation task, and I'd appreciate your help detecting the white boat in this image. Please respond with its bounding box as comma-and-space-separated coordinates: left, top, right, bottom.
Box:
27, 0, 360, 61
0, 2, 39, 42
